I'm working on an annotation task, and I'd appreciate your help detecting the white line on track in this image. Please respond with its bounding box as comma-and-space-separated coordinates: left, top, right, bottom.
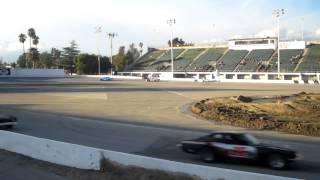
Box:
167, 91, 195, 100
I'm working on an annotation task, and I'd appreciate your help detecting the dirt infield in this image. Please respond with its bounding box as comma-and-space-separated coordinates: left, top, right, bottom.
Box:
191, 92, 320, 136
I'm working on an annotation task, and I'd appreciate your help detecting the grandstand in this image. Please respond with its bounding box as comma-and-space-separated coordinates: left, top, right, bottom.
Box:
125, 38, 320, 76
187, 48, 227, 72
174, 48, 205, 71
296, 44, 320, 72
132, 50, 166, 71
268, 49, 304, 72
120, 38, 320, 83
152, 49, 184, 64
138, 50, 166, 63
237, 49, 274, 72
218, 50, 248, 72
147, 49, 186, 72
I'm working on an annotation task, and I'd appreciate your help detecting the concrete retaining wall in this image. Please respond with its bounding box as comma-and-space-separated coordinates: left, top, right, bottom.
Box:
84, 75, 142, 80
118, 71, 320, 84
0, 130, 301, 180
0, 68, 64, 78
0, 130, 100, 170
101, 150, 299, 180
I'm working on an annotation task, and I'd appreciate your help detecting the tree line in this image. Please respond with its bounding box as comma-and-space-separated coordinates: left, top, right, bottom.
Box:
15, 29, 189, 75
16, 28, 144, 75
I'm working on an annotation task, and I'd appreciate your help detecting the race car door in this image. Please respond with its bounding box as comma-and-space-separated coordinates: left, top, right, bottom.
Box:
222, 134, 257, 159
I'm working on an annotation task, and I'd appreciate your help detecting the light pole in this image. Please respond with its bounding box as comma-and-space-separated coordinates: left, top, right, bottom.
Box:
107, 32, 117, 75
212, 24, 216, 44
95, 26, 101, 75
167, 18, 176, 79
273, 9, 285, 76
301, 17, 304, 41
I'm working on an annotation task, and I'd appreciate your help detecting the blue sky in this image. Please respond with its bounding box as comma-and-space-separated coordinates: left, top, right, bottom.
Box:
1, 0, 320, 62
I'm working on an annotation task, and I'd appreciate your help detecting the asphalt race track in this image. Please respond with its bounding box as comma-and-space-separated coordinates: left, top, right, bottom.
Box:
0, 77, 320, 180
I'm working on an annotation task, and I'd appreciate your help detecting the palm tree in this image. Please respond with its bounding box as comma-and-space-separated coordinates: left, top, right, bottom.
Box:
27, 28, 36, 48
139, 42, 143, 56
32, 36, 39, 48
18, 33, 27, 54
27, 48, 39, 68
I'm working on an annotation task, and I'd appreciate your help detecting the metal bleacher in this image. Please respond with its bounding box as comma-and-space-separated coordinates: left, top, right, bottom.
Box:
187, 48, 227, 72
268, 49, 304, 72
218, 50, 249, 72
132, 50, 166, 71
237, 49, 274, 72
174, 48, 205, 71
296, 44, 320, 72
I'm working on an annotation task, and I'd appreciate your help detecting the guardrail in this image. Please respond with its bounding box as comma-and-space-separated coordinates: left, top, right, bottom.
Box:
0, 130, 301, 180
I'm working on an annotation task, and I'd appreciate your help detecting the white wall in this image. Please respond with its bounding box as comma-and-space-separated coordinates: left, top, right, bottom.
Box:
0, 68, 65, 78
228, 39, 277, 51
280, 41, 305, 50
0, 131, 301, 180
101, 150, 298, 180
118, 71, 320, 84
0, 130, 101, 170
84, 75, 142, 80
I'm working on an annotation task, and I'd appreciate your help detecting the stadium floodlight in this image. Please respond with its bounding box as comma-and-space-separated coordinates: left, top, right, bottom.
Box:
107, 32, 117, 76
95, 26, 102, 75
167, 18, 176, 79
273, 9, 285, 76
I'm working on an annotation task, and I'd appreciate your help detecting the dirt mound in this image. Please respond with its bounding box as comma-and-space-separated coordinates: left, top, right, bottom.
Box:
230, 95, 252, 102
191, 92, 320, 136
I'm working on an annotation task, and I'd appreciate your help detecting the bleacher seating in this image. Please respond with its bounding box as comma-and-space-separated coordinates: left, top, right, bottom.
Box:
138, 50, 165, 63
132, 50, 165, 71
218, 50, 248, 72
187, 48, 227, 72
153, 49, 184, 64
296, 44, 320, 72
174, 48, 205, 71
127, 45, 320, 73
237, 49, 274, 72
268, 49, 304, 72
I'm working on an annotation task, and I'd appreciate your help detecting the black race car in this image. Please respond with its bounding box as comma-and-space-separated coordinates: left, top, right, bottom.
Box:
177, 132, 302, 169
0, 115, 18, 129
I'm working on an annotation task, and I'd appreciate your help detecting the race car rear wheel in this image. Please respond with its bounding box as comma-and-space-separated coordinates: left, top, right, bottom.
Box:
200, 148, 216, 163
268, 154, 287, 170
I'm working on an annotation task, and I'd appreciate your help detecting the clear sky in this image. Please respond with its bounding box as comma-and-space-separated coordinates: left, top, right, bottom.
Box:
1, 0, 320, 62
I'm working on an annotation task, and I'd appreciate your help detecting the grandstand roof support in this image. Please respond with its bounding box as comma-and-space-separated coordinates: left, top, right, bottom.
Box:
167, 18, 176, 79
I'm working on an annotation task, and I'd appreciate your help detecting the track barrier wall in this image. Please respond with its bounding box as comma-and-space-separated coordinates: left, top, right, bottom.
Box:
0, 131, 301, 180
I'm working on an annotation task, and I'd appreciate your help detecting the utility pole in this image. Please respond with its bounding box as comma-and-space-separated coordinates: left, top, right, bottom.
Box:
95, 26, 101, 75
167, 18, 176, 79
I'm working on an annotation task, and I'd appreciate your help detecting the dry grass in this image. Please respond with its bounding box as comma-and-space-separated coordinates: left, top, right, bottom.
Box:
192, 92, 320, 136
